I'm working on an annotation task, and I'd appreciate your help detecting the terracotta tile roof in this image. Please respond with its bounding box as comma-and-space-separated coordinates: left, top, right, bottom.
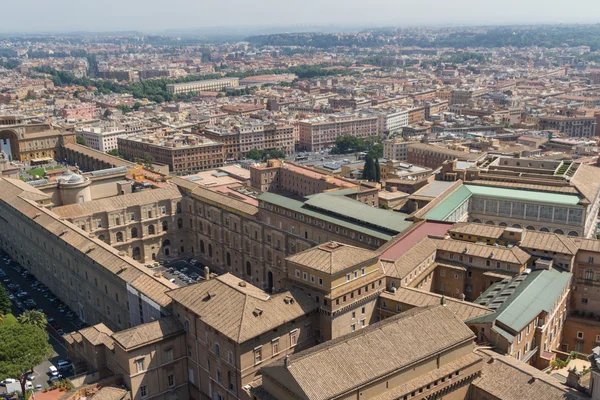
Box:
90, 386, 130, 400
0, 178, 177, 315
380, 236, 438, 279
520, 231, 579, 255
166, 274, 318, 343
63, 142, 136, 168
77, 323, 114, 346
450, 223, 579, 255
287, 242, 379, 275
52, 185, 182, 218
370, 352, 483, 400
571, 163, 600, 203
261, 306, 475, 400
112, 316, 183, 350
380, 287, 493, 321
473, 349, 587, 400
2, 177, 51, 202
436, 239, 530, 265
449, 222, 505, 239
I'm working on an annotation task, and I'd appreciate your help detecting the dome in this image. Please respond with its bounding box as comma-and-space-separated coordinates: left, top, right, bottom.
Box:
63, 170, 75, 176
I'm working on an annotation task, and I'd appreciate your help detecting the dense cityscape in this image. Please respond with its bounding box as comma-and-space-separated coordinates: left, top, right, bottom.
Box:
2, 22, 600, 400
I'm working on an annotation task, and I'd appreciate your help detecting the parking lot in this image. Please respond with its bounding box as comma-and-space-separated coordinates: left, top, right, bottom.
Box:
0, 253, 78, 394
153, 258, 208, 287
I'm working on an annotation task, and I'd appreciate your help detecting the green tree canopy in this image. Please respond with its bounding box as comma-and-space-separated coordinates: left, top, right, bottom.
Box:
0, 323, 53, 395
76, 136, 87, 146
18, 310, 47, 331
245, 148, 286, 161
0, 286, 10, 316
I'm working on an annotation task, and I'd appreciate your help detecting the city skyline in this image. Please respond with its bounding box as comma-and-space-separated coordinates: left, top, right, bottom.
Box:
3, 0, 600, 33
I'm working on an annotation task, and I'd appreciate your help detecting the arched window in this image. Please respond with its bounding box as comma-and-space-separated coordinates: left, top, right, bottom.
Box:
208, 244, 213, 258
539, 227, 550, 232
163, 239, 171, 247
226, 252, 231, 267
568, 231, 579, 237
586, 269, 594, 280
200, 240, 205, 254
485, 221, 495, 226
554, 229, 564, 235
512, 224, 522, 229
98, 234, 106, 242
131, 227, 138, 238
246, 261, 252, 276
177, 218, 183, 229
499, 222, 508, 227
162, 221, 168, 232
472, 219, 482, 223
116, 232, 123, 242
132, 247, 141, 260
148, 225, 155, 235
526, 226, 535, 231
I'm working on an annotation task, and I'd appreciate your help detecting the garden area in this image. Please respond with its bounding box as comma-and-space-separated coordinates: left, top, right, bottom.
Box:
26, 165, 62, 178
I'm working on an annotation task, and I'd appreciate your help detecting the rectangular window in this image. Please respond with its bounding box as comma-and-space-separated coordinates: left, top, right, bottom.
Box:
254, 347, 262, 364
361, 267, 366, 276
272, 339, 280, 355
135, 358, 145, 373
577, 331, 584, 339
140, 385, 147, 398
318, 277, 323, 286
295, 269, 300, 278
302, 272, 308, 281
167, 374, 175, 387
346, 274, 351, 282
290, 330, 298, 346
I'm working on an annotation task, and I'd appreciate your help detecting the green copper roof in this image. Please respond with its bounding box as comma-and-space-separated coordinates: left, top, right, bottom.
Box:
258, 192, 412, 241
467, 269, 572, 334
423, 185, 472, 221
423, 183, 581, 222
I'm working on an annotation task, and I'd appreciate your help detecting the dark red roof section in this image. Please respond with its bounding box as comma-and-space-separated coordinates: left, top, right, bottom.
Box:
380, 221, 452, 260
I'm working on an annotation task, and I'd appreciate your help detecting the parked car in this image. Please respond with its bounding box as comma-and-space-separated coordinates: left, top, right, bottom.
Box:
1, 378, 17, 385
57, 360, 71, 370
48, 366, 59, 377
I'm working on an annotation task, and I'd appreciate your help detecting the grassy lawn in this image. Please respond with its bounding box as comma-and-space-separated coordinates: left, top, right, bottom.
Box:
1, 313, 18, 326
26, 165, 62, 178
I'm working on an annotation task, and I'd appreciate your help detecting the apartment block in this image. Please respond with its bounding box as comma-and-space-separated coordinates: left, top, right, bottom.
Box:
166, 78, 239, 95
298, 113, 378, 151
383, 138, 418, 161
538, 115, 598, 138
117, 131, 224, 175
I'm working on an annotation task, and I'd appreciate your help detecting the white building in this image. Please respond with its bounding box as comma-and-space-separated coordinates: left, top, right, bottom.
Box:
76, 125, 134, 152
377, 108, 409, 136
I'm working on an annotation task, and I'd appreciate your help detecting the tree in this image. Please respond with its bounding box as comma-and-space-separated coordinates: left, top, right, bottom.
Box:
107, 149, 122, 158
18, 311, 47, 331
246, 148, 263, 161
374, 158, 381, 183
0, 323, 53, 396
143, 153, 154, 170
0, 286, 10, 316
76, 136, 87, 146
362, 154, 376, 181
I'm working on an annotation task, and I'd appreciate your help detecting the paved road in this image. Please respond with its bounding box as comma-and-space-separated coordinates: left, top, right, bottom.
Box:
0, 255, 75, 394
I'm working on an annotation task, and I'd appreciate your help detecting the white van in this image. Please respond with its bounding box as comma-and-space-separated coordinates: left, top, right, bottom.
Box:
49, 366, 59, 376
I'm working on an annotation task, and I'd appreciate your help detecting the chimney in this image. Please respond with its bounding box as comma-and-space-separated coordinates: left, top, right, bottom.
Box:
284, 355, 290, 368
204, 266, 210, 280
441, 295, 447, 306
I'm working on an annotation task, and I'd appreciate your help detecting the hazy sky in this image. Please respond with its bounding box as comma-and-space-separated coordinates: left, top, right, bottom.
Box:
3, 0, 600, 33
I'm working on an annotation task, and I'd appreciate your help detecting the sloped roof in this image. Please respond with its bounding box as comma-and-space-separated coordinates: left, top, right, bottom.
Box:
286, 242, 379, 275
468, 269, 572, 332
473, 349, 587, 400
4, 178, 51, 202
166, 274, 318, 343
571, 163, 600, 203
380, 236, 438, 279
436, 239, 531, 265
380, 287, 493, 321
112, 316, 183, 350
52, 185, 181, 218
261, 306, 475, 400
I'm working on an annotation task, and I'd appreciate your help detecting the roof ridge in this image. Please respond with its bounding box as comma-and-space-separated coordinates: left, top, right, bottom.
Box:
237, 290, 252, 343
